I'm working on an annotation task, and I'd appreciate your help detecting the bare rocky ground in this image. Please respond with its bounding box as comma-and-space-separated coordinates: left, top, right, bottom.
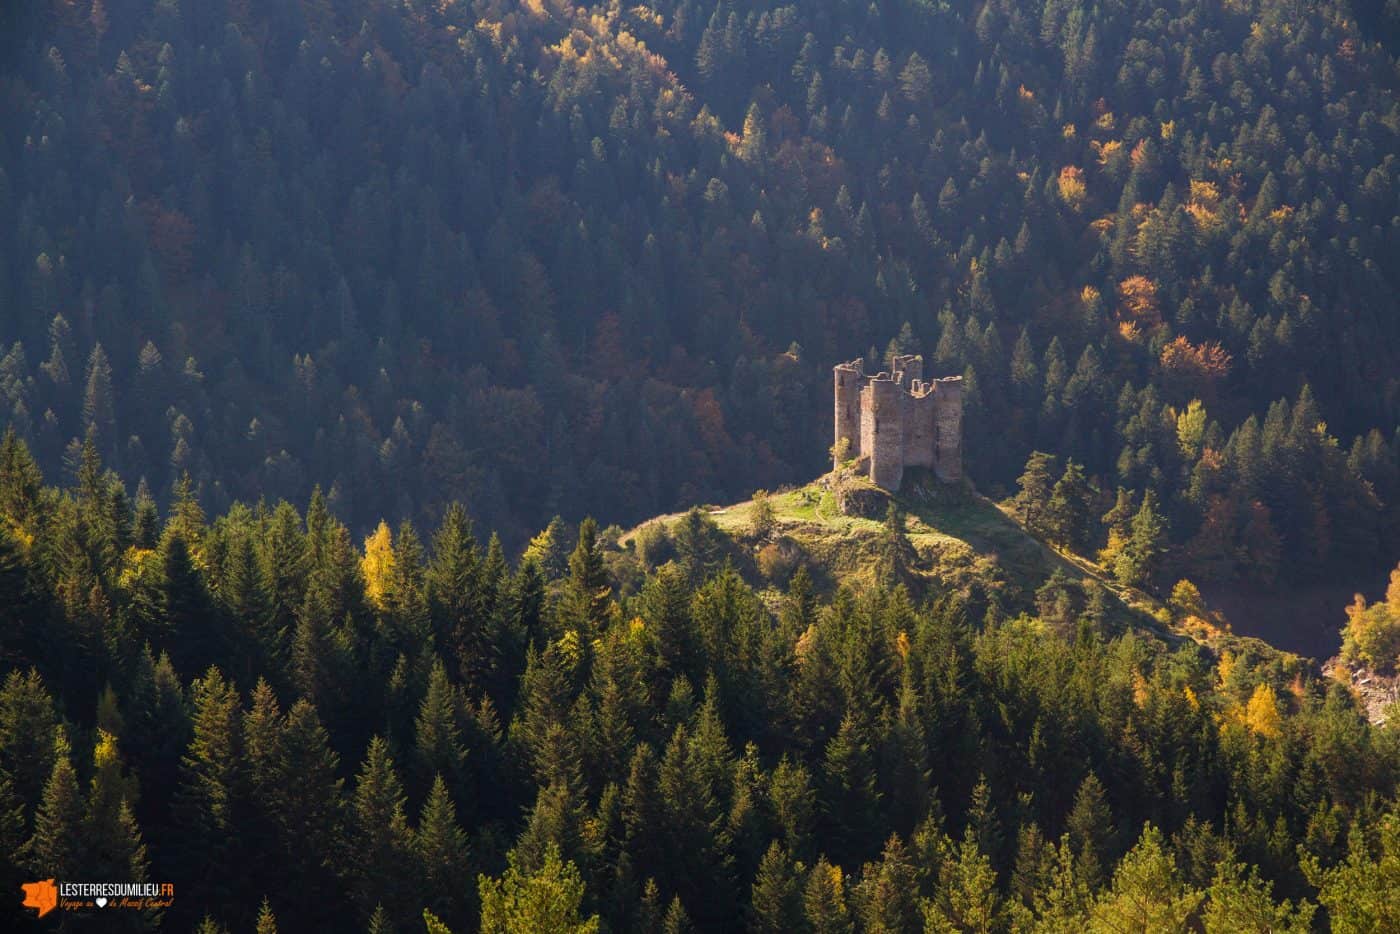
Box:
1322, 660, 1400, 726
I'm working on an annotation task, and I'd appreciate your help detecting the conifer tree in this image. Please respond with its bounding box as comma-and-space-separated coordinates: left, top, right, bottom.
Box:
83, 730, 146, 877
877, 502, 915, 585
673, 508, 724, 585
883, 672, 931, 834
240, 679, 284, 915
27, 727, 82, 878
387, 520, 431, 656
1067, 772, 1115, 890
856, 834, 920, 933
304, 487, 330, 564
522, 516, 570, 582
427, 503, 482, 686
174, 668, 243, 910
254, 899, 278, 934
270, 700, 345, 929
257, 502, 308, 681
750, 841, 803, 933
223, 530, 271, 684
0, 667, 58, 810
769, 754, 817, 863
639, 563, 694, 677
925, 826, 1002, 933
414, 659, 468, 804
291, 581, 344, 713
0, 428, 44, 533
635, 878, 664, 934
1202, 854, 1313, 933
621, 741, 661, 865
966, 775, 1003, 873
82, 343, 116, 452
1115, 490, 1168, 589
351, 736, 416, 925
166, 472, 206, 551
40, 314, 73, 392
1014, 452, 1058, 536
163, 530, 221, 676
803, 857, 852, 934
822, 712, 880, 862
478, 843, 600, 934
513, 641, 575, 780
562, 517, 610, 638
505, 555, 547, 654
1047, 460, 1094, 550
0, 765, 26, 928
1099, 487, 1134, 566
1009, 822, 1051, 916
242, 680, 282, 796
1088, 825, 1201, 930
417, 774, 472, 930
122, 648, 186, 830
1026, 835, 1092, 931
662, 896, 693, 934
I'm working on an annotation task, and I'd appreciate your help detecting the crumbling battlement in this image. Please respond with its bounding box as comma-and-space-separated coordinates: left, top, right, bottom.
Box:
833, 355, 962, 490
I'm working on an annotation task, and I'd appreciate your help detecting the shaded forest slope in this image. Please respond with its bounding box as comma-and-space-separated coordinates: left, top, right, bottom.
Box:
0, 0, 1396, 599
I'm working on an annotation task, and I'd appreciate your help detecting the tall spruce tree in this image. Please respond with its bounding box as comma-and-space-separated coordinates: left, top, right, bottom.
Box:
27, 727, 82, 878
417, 774, 472, 931
562, 517, 611, 638
1014, 452, 1059, 537
350, 736, 416, 926
173, 668, 244, 917
427, 503, 483, 688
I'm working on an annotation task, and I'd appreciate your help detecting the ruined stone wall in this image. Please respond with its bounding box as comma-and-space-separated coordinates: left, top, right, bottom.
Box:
864, 376, 904, 490
931, 377, 963, 481
833, 355, 962, 490
859, 380, 878, 467
902, 391, 938, 468
892, 354, 922, 388
833, 362, 864, 468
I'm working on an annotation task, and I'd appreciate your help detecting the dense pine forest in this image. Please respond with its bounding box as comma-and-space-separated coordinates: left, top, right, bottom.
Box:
0, 433, 1398, 931
1, 0, 1398, 598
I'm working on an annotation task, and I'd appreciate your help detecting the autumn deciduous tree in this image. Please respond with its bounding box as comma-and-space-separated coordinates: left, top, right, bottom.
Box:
1340, 563, 1400, 670
361, 522, 396, 612
1160, 337, 1231, 401
1057, 167, 1087, 210
1117, 276, 1162, 331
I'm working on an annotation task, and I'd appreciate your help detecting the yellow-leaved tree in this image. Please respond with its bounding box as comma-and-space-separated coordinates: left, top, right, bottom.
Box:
1244, 683, 1283, 739
1339, 563, 1400, 670
361, 521, 396, 612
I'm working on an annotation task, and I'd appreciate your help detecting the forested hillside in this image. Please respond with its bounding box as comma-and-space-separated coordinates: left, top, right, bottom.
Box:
0, 0, 1397, 600
1, 434, 1398, 931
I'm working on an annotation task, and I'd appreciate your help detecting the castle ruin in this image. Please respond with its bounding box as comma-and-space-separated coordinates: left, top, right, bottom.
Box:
833, 354, 963, 490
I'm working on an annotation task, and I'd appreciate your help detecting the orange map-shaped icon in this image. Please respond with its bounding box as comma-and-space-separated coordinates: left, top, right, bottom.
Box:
22, 879, 58, 918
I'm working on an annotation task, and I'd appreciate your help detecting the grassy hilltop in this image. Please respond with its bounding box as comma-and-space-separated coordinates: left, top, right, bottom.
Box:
618, 468, 1296, 666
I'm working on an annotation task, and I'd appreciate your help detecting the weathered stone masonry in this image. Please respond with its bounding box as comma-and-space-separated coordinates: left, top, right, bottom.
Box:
833, 354, 963, 490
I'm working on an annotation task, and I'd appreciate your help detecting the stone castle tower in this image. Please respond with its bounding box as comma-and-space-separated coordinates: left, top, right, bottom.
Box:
833, 354, 963, 490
